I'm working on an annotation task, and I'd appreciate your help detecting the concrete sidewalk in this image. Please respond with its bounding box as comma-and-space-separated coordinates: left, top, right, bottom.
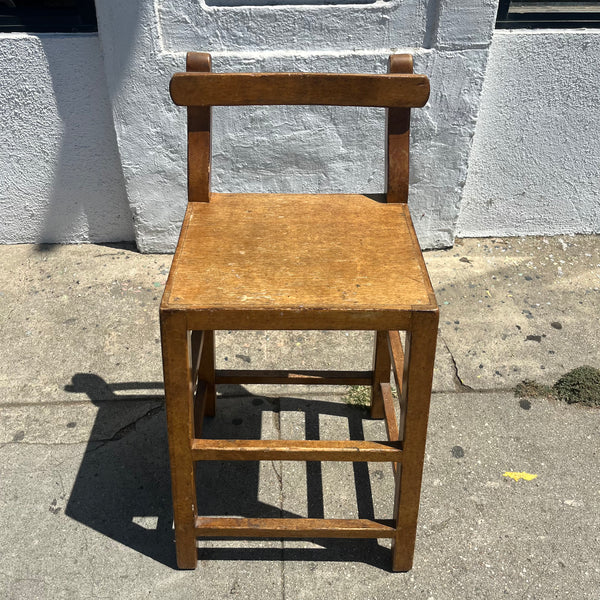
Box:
0, 235, 598, 599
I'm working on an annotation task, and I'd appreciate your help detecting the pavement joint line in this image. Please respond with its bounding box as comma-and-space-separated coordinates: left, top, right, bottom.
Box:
0, 388, 526, 411
0, 441, 98, 447
1, 398, 165, 408
431, 387, 516, 395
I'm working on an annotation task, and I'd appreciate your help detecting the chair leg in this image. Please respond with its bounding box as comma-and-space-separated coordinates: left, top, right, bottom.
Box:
391, 312, 438, 571
161, 311, 198, 569
198, 330, 216, 417
371, 330, 391, 419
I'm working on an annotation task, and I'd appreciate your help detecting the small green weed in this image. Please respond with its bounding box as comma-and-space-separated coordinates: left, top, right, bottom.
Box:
554, 366, 600, 407
515, 366, 600, 408
514, 379, 555, 399
343, 386, 371, 409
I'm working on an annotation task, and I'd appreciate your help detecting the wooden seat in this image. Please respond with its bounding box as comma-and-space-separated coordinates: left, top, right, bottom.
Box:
164, 194, 435, 328
161, 52, 438, 572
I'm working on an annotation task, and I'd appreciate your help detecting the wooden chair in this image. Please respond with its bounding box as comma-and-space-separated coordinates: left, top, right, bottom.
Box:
161, 52, 438, 572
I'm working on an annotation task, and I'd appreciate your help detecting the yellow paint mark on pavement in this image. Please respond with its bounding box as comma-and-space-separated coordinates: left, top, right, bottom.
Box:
503, 471, 538, 482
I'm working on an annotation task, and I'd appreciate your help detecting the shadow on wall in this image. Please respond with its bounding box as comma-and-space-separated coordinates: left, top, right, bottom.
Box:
64, 373, 391, 569
33, 31, 136, 249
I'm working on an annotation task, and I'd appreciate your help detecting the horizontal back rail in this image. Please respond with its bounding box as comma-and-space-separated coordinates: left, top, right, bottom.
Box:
170, 72, 430, 107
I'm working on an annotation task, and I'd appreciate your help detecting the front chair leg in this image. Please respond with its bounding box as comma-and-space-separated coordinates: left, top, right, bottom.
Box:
391, 312, 438, 571
161, 311, 198, 569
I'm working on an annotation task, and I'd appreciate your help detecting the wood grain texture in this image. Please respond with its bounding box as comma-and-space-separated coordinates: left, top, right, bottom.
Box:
214, 369, 372, 386
388, 330, 405, 394
380, 383, 399, 443
186, 52, 211, 202
197, 329, 215, 417
371, 330, 391, 419
191, 439, 403, 462
387, 54, 413, 203
195, 517, 396, 538
381, 381, 400, 477
193, 379, 206, 438
170, 72, 430, 108
161, 194, 437, 330
190, 330, 203, 387
388, 330, 407, 441
391, 312, 439, 572
160, 311, 198, 569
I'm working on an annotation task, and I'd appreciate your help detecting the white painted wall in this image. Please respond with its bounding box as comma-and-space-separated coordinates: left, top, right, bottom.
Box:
3, 11, 598, 249
459, 30, 600, 237
95, 0, 498, 252
0, 33, 134, 244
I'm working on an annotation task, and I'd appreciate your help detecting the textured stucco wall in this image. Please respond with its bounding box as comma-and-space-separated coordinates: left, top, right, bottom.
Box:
95, 0, 498, 252
0, 34, 134, 244
8, 10, 595, 248
458, 30, 600, 237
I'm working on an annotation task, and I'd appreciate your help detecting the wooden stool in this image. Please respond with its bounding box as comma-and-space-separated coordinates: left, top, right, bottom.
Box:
160, 52, 438, 571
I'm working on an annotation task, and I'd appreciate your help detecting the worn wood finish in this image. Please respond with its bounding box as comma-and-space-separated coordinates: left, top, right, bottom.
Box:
388, 330, 405, 394
191, 439, 403, 462
388, 330, 407, 440
193, 380, 206, 438
195, 517, 396, 538
184, 306, 414, 333
387, 54, 413, 203
381, 382, 400, 477
215, 369, 372, 386
170, 72, 430, 108
371, 330, 391, 419
160, 311, 198, 569
161, 195, 437, 330
380, 383, 399, 443
186, 53, 211, 202
197, 330, 215, 417
190, 330, 203, 384
391, 313, 439, 572
161, 53, 439, 572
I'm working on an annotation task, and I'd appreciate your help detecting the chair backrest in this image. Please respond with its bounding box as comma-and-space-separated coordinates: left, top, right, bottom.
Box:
171, 52, 429, 204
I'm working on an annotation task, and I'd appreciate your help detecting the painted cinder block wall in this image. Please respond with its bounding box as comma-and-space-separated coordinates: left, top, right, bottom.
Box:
93, 0, 499, 252
0, 33, 133, 244
459, 30, 600, 237
2, 3, 598, 249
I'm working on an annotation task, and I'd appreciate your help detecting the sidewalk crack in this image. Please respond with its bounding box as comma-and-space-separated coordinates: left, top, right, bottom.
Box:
87, 404, 164, 452
442, 337, 475, 392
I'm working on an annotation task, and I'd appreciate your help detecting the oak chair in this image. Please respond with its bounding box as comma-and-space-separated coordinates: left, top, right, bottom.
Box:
161, 52, 438, 572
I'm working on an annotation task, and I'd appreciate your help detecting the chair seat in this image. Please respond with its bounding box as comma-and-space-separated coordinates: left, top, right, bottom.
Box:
162, 193, 437, 330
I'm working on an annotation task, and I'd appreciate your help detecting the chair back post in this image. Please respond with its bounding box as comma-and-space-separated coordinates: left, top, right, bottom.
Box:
186, 52, 211, 202
387, 54, 413, 204
174, 52, 427, 203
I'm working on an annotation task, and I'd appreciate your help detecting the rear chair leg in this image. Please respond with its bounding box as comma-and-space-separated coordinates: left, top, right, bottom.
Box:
371, 330, 391, 419
198, 330, 216, 417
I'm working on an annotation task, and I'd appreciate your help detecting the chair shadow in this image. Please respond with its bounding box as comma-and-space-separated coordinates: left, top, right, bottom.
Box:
64, 374, 175, 567
65, 374, 391, 570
